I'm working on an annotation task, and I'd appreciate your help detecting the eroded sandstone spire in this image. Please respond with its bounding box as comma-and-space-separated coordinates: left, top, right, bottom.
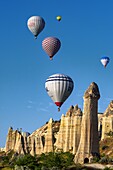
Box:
55, 105, 82, 153
44, 118, 54, 152
101, 100, 113, 140
74, 82, 100, 164
4, 82, 103, 160
84, 82, 100, 99
104, 100, 113, 116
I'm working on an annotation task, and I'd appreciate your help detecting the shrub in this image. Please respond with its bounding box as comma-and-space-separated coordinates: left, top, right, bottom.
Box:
106, 131, 113, 137
99, 156, 108, 164
15, 154, 39, 169
38, 152, 75, 169
103, 167, 112, 170
102, 145, 109, 150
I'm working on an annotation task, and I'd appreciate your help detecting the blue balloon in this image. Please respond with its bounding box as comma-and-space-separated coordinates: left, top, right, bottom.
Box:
100, 56, 110, 68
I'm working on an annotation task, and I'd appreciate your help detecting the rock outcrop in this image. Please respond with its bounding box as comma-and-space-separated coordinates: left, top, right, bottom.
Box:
5, 127, 30, 154
101, 100, 113, 140
74, 82, 100, 164
104, 100, 113, 116
55, 105, 82, 154
5, 105, 83, 156
4, 82, 113, 164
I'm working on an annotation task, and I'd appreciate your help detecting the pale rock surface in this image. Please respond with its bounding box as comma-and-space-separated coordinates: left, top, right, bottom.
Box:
74, 82, 100, 164
101, 100, 113, 140
4, 82, 113, 164
44, 118, 54, 153
5, 127, 30, 154
55, 105, 82, 153
5, 105, 83, 156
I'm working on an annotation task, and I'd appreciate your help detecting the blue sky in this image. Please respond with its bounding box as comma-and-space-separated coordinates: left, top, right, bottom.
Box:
0, 0, 113, 147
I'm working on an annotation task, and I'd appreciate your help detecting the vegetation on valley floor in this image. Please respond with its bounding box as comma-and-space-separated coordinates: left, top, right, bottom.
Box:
1, 132, 113, 170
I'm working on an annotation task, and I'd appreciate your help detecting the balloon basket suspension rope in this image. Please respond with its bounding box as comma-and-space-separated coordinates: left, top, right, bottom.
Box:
49, 56, 53, 60
58, 107, 60, 112
34, 36, 37, 40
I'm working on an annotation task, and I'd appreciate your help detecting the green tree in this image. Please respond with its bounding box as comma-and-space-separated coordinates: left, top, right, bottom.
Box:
15, 154, 39, 169
38, 152, 75, 169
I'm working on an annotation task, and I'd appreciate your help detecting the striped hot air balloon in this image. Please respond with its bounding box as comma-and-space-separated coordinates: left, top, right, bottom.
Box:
45, 73, 74, 111
27, 16, 45, 39
42, 37, 61, 60
100, 56, 110, 68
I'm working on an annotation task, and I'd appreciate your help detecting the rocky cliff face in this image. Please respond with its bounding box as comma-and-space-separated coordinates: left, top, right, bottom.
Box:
5, 105, 82, 156
4, 82, 113, 164
5, 127, 30, 154
104, 100, 113, 116
55, 105, 82, 154
101, 100, 113, 140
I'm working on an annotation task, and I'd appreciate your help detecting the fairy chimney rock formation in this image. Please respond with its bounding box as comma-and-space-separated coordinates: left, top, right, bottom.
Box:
5, 127, 30, 154
101, 100, 113, 140
5, 127, 13, 152
44, 118, 54, 153
74, 82, 100, 164
104, 100, 113, 116
55, 105, 82, 153
5, 82, 111, 162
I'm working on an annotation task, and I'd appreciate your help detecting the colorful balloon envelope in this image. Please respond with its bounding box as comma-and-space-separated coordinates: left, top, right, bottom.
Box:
27, 16, 45, 39
45, 74, 74, 111
100, 56, 110, 68
56, 16, 61, 21
42, 37, 61, 60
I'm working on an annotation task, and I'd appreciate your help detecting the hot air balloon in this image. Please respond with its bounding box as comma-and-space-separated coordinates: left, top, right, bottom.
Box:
42, 37, 61, 60
27, 16, 45, 39
56, 16, 61, 21
100, 56, 110, 68
45, 74, 74, 111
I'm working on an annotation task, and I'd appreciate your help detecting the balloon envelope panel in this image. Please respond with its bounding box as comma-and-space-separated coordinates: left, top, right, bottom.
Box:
42, 37, 61, 59
45, 74, 74, 107
100, 56, 110, 67
56, 16, 61, 21
27, 16, 45, 38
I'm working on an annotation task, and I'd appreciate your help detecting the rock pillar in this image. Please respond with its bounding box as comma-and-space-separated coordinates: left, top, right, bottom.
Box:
35, 135, 44, 155
55, 114, 66, 151
74, 82, 100, 164
5, 127, 13, 152
101, 101, 113, 140
44, 118, 53, 152
73, 114, 82, 154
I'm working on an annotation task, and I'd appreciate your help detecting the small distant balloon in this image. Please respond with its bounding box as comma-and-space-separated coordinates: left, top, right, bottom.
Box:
27, 16, 45, 39
42, 37, 61, 60
100, 56, 110, 68
56, 16, 61, 21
